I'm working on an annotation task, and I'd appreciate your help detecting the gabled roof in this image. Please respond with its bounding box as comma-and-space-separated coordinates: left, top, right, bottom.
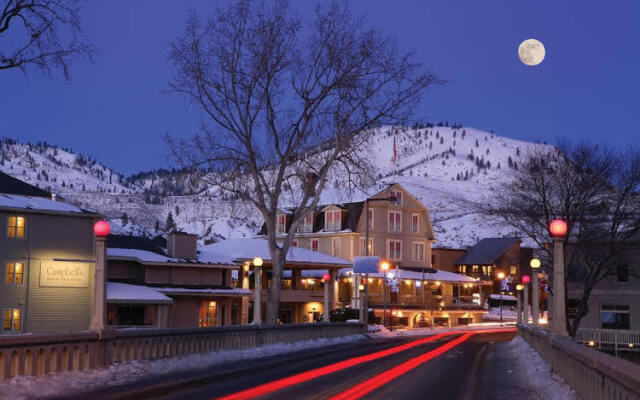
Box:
454, 237, 521, 265
0, 193, 100, 217
0, 172, 50, 197
201, 238, 352, 267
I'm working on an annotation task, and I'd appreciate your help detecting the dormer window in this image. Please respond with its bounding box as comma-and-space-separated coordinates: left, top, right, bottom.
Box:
390, 190, 402, 206
299, 212, 314, 233
276, 214, 286, 233
325, 210, 342, 231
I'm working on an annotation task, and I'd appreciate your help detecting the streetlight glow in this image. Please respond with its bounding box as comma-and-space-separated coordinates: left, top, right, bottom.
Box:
530, 258, 541, 269
549, 219, 568, 237
253, 257, 263, 267
497, 272, 505, 280
516, 284, 523, 291
381, 261, 390, 271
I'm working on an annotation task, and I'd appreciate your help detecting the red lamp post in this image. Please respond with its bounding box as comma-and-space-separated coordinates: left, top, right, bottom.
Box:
521, 274, 530, 324
549, 219, 567, 237
93, 220, 110, 237
549, 218, 568, 336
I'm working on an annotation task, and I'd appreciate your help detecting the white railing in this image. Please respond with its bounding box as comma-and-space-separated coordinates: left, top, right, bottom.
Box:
575, 329, 640, 352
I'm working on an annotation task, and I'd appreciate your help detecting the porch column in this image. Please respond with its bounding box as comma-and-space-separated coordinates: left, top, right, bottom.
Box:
253, 266, 262, 325
323, 278, 330, 323
90, 235, 107, 331
216, 300, 222, 326
224, 299, 232, 326
330, 268, 339, 309
241, 264, 249, 325
292, 268, 301, 290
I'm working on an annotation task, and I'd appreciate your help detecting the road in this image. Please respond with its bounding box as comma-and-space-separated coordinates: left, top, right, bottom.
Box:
83, 329, 519, 400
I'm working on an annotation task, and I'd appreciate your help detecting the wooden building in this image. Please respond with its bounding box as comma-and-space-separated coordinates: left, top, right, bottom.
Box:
0, 172, 102, 334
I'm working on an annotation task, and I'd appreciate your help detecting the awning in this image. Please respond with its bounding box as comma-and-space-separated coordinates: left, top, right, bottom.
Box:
156, 287, 253, 297
107, 282, 173, 304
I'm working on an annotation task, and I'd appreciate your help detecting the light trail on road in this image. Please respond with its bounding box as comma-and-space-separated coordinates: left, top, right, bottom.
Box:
213, 328, 516, 400
213, 331, 458, 400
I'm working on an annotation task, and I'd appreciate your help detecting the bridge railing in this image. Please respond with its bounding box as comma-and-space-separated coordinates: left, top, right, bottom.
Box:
575, 329, 640, 353
0, 322, 364, 381
519, 325, 640, 400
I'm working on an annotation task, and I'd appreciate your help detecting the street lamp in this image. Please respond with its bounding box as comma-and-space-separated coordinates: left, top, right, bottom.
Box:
516, 284, 523, 324
549, 218, 568, 337
496, 272, 506, 321
521, 274, 530, 325
363, 196, 397, 327
252, 257, 264, 325
530, 258, 541, 327
381, 261, 390, 327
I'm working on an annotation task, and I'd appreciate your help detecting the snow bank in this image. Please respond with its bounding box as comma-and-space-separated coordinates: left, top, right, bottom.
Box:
0, 334, 366, 400
509, 335, 578, 400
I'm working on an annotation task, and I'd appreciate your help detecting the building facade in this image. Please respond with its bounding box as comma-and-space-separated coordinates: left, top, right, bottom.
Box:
0, 173, 102, 334
106, 232, 250, 329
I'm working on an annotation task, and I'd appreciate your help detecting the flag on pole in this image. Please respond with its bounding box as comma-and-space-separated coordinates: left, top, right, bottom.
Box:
392, 132, 397, 177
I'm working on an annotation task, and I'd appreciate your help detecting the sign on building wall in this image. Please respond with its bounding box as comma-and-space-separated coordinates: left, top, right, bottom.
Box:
40, 261, 90, 288
354, 256, 380, 274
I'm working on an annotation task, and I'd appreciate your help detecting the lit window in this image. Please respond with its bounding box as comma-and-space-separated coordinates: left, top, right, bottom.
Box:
413, 242, 425, 262
472, 265, 479, 273
3, 308, 21, 332
311, 239, 319, 252
459, 265, 467, 274
325, 210, 342, 231
331, 238, 341, 257
198, 301, 217, 327
5, 262, 24, 285
390, 190, 402, 205
276, 214, 287, 233
359, 238, 373, 256
388, 240, 402, 261
7, 216, 25, 238
389, 211, 402, 232
600, 304, 630, 330
412, 214, 419, 233
510, 265, 517, 275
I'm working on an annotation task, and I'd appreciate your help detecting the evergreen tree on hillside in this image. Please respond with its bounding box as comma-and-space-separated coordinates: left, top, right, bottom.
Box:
166, 212, 176, 232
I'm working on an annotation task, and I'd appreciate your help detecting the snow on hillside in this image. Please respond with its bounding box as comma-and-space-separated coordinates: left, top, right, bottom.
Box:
1, 126, 546, 247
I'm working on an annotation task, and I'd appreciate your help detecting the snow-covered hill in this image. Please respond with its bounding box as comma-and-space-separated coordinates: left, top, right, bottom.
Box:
1, 125, 545, 247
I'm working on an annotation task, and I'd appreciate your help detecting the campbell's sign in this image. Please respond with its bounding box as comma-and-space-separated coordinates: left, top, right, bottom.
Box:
40, 261, 90, 288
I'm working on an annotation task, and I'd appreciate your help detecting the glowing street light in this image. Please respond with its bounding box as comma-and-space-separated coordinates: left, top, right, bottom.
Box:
252, 257, 263, 267
496, 272, 506, 321
516, 284, 523, 324
530, 258, 541, 327
549, 219, 568, 237
550, 218, 569, 336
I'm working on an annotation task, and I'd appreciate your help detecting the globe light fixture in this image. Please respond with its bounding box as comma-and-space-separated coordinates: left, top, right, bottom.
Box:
252, 257, 263, 267
522, 275, 531, 284
93, 220, 110, 237
530, 258, 541, 269
381, 261, 390, 271
549, 219, 568, 237
497, 272, 505, 280
322, 273, 330, 281
516, 284, 523, 291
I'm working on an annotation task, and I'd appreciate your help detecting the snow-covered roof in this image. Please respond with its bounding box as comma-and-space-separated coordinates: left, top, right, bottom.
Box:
107, 247, 237, 266
107, 282, 173, 304
0, 193, 94, 215
156, 287, 252, 296
338, 267, 478, 284
201, 238, 352, 267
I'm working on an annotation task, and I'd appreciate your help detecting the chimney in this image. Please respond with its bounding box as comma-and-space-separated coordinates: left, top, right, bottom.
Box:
167, 231, 198, 260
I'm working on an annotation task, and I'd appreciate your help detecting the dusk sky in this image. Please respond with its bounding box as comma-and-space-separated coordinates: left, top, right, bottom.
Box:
2, 0, 638, 174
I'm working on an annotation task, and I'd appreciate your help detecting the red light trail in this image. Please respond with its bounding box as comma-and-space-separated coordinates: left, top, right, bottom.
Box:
214, 328, 515, 400
214, 331, 457, 400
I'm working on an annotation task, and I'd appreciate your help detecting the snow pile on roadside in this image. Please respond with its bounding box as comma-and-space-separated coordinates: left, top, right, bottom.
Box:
367, 322, 516, 338
510, 335, 578, 400
0, 334, 366, 400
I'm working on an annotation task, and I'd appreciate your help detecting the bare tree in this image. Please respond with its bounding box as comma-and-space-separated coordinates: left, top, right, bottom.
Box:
166, 0, 440, 324
488, 142, 640, 336
0, 0, 93, 78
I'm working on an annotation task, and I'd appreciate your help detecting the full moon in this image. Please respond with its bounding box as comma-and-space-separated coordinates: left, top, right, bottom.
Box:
518, 39, 545, 66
